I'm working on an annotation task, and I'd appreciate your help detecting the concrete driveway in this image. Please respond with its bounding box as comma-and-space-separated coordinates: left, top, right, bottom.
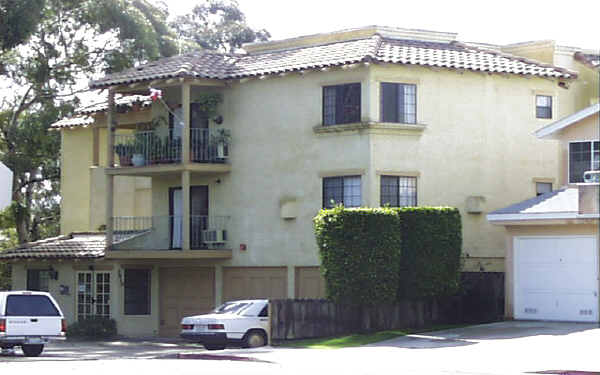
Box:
2, 321, 599, 375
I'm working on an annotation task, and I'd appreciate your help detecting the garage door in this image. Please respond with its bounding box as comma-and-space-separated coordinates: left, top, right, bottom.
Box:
223, 267, 287, 302
295, 266, 326, 299
159, 267, 215, 337
514, 236, 598, 322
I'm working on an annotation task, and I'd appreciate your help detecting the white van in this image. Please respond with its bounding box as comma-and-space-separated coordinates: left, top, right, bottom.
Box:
0, 291, 66, 357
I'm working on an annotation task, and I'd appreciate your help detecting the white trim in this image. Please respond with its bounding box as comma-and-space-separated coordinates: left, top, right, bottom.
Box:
535, 103, 600, 138
567, 139, 600, 184
487, 212, 600, 222
487, 213, 578, 221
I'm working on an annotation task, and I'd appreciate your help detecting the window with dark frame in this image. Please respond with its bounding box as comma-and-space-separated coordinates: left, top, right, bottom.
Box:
124, 269, 151, 315
380, 176, 417, 207
569, 141, 600, 183
380, 82, 417, 124
322, 83, 361, 125
27, 270, 50, 292
322, 176, 361, 208
535, 182, 552, 196
536, 95, 552, 119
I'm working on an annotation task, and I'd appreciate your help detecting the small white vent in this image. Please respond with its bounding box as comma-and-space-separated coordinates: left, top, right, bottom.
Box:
579, 309, 593, 316
524, 308, 538, 314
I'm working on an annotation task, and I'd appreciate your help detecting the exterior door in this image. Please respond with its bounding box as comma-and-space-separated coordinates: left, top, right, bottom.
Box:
159, 267, 215, 337
223, 267, 287, 302
169, 186, 208, 249
514, 236, 598, 322
76, 271, 111, 321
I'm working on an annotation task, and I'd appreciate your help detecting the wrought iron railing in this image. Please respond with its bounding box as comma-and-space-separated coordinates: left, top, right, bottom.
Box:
113, 128, 230, 167
112, 215, 230, 250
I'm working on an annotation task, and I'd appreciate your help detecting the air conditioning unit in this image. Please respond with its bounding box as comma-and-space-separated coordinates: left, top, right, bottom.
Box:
202, 229, 226, 244
583, 170, 600, 183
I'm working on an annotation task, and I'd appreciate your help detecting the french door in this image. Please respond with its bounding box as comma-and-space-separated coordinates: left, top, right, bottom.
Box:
77, 271, 111, 321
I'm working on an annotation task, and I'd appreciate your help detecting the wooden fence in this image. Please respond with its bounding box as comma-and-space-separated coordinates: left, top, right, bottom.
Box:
270, 272, 504, 341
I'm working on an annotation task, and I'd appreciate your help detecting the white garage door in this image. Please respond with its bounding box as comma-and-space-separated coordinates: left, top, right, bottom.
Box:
514, 236, 598, 322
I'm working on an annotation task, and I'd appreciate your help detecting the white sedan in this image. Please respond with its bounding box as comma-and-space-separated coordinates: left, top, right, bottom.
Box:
180, 299, 269, 350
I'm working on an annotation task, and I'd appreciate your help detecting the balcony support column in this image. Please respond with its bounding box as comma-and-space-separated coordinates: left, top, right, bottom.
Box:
181, 82, 191, 165
105, 88, 116, 248
182, 170, 191, 251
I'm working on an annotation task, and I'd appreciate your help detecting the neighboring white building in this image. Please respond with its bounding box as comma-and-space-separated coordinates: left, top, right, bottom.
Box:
0, 162, 13, 211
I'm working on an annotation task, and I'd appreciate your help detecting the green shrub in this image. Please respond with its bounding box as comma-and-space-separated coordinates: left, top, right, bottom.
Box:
66, 316, 117, 339
395, 207, 462, 299
314, 206, 402, 305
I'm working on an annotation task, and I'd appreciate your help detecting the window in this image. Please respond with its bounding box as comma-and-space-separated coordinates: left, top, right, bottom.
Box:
322, 176, 361, 208
322, 83, 361, 125
27, 270, 50, 292
124, 269, 151, 315
380, 83, 417, 124
536, 95, 552, 119
569, 141, 600, 183
536, 182, 552, 196
380, 176, 417, 207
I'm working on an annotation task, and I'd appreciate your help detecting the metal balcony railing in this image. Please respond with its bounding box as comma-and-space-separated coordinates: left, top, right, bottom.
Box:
113, 128, 230, 167
112, 215, 230, 250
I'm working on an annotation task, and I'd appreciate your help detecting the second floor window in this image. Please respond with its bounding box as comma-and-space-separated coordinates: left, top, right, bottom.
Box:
323, 176, 361, 208
381, 83, 417, 124
381, 175, 417, 207
323, 83, 361, 125
536, 95, 552, 119
569, 141, 600, 183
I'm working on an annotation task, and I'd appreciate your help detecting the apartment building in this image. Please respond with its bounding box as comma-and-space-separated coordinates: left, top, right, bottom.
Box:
2, 26, 597, 335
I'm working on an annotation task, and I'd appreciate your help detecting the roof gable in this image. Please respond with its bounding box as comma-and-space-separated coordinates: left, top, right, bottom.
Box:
535, 103, 600, 139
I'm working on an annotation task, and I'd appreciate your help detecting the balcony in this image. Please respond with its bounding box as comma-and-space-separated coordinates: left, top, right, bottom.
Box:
107, 128, 231, 176
106, 215, 232, 259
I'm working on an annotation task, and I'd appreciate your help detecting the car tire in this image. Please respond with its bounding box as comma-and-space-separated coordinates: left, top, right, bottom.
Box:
22, 344, 44, 357
204, 344, 226, 351
242, 330, 267, 348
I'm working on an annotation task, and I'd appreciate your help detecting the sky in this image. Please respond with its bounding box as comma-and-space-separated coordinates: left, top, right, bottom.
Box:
169, 0, 599, 50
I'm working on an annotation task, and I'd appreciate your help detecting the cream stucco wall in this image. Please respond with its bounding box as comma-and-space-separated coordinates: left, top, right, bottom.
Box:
11, 260, 160, 336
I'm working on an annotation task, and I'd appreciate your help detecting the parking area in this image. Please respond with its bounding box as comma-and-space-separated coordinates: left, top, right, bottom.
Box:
2, 321, 600, 375
0, 338, 205, 361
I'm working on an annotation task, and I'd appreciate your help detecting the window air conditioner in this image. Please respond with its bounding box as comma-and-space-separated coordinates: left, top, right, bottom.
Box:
583, 170, 600, 183
202, 229, 226, 244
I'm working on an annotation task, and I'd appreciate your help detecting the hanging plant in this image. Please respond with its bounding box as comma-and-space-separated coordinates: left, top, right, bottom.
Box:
192, 93, 223, 118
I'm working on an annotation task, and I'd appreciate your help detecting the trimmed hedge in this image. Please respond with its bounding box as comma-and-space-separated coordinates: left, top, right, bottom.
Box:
313, 206, 402, 305
395, 207, 462, 299
314, 206, 462, 304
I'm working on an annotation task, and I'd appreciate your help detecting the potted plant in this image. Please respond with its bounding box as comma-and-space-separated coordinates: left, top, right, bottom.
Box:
115, 141, 134, 166
132, 132, 148, 167
210, 128, 231, 159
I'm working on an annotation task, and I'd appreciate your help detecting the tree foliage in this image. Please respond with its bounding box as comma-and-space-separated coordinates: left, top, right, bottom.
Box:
0, 0, 178, 244
171, 0, 270, 53
0, 0, 46, 51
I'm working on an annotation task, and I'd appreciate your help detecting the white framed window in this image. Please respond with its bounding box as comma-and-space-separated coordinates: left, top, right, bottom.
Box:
569, 141, 600, 183
380, 176, 417, 207
536, 95, 552, 119
322, 176, 361, 208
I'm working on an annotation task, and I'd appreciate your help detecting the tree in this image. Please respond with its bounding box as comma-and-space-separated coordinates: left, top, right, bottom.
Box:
171, 0, 270, 53
0, 0, 46, 51
0, 0, 178, 244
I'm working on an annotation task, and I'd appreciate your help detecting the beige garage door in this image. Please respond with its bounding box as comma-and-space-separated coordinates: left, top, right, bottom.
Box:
159, 267, 215, 337
223, 267, 287, 302
295, 266, 326, 299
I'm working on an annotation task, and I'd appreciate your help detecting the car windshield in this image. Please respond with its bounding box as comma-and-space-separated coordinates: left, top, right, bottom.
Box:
212, 302, 251, 315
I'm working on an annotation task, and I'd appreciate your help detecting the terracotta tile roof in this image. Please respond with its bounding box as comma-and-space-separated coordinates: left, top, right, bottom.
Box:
50, 95, 152, 129
0, 233, 106, 260
50, 116, 94, 129
574, 51, 600, 69
89, 34, 576, 89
